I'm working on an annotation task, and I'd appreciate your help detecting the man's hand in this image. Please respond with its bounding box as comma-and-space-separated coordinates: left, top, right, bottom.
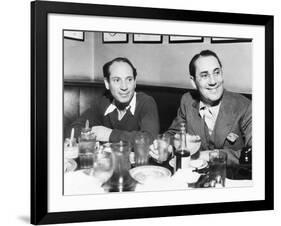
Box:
149, 133, 202, 161
149, 141, 173, 162
91, 126, 112, 142
173, 134, 201, 155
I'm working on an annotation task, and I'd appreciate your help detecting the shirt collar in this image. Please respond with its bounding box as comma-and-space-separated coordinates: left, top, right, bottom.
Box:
199, 101, 221, 118
104, 92, 136, 116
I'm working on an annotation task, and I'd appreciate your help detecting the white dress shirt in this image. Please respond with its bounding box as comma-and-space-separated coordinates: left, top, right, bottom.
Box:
104, 92, 136, 120
199, 101, 221, 135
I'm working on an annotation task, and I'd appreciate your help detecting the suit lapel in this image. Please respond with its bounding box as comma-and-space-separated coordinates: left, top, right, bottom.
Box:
213, 91, 236, 148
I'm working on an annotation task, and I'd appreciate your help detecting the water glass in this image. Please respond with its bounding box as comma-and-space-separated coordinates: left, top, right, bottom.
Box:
78, 132, 96, 169
156, 134, 170, 163
134, 133, 150, 166
92, 145, 114, 184
209, 150, 227, 187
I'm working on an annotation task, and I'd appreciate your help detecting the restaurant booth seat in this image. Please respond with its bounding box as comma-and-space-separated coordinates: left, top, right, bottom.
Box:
64, 81, 252, 137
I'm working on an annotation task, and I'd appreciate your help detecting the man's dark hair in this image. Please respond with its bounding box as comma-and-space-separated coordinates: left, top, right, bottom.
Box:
189, 50, 222, 77
103, 57, 137, 80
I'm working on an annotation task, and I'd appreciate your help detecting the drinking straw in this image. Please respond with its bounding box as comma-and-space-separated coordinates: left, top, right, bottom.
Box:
85, 119, 89, 130
70, 128, 75, 147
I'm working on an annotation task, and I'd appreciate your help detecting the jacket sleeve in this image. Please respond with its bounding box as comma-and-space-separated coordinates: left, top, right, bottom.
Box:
221, 101, 252, 166
109, 96, 160, 144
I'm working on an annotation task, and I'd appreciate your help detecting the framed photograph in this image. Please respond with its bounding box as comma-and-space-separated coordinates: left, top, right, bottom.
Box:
133, 34, 162, 43
169, 35, 204, 43
64, 30, 84, 41
211, 37, 253, 43
31, 1, 274, 225
102, 32, 128, 43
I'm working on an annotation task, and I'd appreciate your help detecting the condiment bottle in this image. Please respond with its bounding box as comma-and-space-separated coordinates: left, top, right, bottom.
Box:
174, 122, 190, 172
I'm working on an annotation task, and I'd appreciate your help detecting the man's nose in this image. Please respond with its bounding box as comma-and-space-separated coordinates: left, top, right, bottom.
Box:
208, 74, 217, 86
120, 80, 128, 90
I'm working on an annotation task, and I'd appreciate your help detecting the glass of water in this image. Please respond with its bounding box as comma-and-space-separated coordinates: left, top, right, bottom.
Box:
78, 132, 96, 169
209, 150, 227, 187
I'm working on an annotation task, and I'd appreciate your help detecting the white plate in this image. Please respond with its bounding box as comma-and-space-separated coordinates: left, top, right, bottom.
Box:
173, 168, 201, 184
130, 165, 171, 184
64, 159, 77, 173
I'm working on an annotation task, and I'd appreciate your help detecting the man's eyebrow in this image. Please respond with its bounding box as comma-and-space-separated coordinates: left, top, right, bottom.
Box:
110, 76, 120, 79
199, 71, 209, 75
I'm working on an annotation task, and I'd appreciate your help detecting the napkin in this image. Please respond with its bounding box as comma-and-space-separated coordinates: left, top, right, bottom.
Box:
135, 177, 188, 192
135, 168, 201, 192
64, 170, 105, 195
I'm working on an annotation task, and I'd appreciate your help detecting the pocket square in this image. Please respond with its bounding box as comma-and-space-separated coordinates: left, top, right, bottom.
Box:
227, 132, 239, 143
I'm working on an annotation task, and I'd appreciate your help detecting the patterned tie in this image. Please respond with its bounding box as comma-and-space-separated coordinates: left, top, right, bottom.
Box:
201, 106, 215, 135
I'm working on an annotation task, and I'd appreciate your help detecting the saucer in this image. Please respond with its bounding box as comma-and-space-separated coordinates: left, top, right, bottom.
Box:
189, 159, 208, 169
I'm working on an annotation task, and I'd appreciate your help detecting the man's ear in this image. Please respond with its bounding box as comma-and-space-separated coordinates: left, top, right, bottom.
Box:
104, 78, 110, 90
190, 76, 197, 89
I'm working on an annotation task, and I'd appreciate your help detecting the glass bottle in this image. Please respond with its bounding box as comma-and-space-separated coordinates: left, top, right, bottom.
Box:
174, 122, 190, 172
238, 146, 252, 179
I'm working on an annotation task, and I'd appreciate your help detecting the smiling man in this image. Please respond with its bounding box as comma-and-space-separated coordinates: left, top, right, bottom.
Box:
167, 50, 252, 165
68, 57, 159, 143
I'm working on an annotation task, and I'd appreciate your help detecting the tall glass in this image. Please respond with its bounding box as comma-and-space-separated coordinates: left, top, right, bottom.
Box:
78, 130, 96, 169
156, 134, 170, 163
92, 144, 114, 184
209, 150, 227, 187
134, 133, 150, 166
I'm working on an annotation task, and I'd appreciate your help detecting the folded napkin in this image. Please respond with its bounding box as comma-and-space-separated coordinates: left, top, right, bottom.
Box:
135, 168, 201, 192
64, 170, 105, 195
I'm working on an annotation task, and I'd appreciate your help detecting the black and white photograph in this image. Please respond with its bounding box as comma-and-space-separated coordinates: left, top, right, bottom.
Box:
63, 31, 253, 195
30, 1, 274, 225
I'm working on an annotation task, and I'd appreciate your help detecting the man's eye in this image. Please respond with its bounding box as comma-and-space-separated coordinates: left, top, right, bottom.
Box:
200, 73, 208, 78
113, 78, 120, 82
214, 70, 220, 75
127, 78, 133, 82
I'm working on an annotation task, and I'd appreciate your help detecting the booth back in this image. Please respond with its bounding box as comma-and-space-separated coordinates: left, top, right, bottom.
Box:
64, 82, 251, 134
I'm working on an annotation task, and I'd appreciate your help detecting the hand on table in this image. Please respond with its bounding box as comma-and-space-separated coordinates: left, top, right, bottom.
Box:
149, 133, 201, 161
91, 126, 112, 142
149, 140, 174, 162
173, 133, 201, 155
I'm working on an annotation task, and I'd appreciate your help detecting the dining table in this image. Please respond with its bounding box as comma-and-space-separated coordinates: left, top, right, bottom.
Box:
64, 147, 253, 195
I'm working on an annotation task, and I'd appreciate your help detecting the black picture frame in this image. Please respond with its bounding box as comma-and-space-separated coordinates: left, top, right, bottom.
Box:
102, 32, 128, 43
64, 30, 85, 41
133, 33, 163, 43
31, 0, 274, 225
169, 35, 204, 43
210, 37, 253, 43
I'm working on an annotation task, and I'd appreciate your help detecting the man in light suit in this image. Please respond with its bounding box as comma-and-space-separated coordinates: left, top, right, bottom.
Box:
162, 50, 252, 166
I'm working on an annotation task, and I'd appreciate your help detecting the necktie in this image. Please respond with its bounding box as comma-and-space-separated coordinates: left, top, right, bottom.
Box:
201, 107, 214, 135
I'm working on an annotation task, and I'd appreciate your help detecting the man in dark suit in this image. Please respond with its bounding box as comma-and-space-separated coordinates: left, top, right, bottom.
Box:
152, 50, 251, 166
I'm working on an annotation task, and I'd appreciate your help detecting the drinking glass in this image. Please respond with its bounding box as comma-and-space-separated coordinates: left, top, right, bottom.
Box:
156, 134, 170, 163
134, 133, 150, 166
64, 137, 79, 159
92, 145, 114, 184
208, 150, 227, 187
78, 132, 96, 169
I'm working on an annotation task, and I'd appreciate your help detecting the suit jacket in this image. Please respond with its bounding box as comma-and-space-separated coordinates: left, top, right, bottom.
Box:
167, 90, 252, 165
